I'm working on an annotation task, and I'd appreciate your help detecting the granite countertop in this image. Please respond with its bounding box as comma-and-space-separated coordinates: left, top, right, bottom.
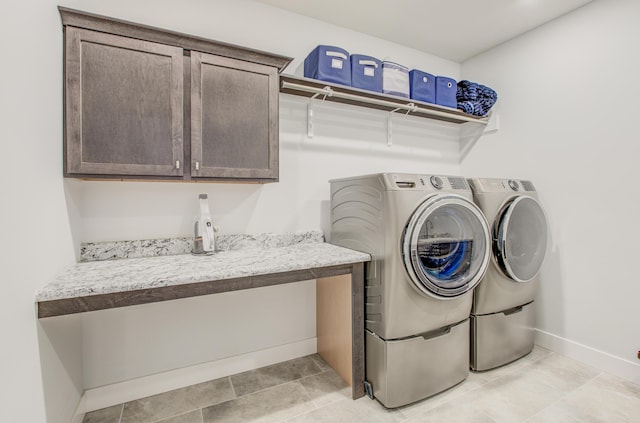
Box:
36, 230, 370, 303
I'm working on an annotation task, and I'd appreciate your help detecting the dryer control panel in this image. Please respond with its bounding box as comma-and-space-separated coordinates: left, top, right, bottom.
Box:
468, 178, 536, 193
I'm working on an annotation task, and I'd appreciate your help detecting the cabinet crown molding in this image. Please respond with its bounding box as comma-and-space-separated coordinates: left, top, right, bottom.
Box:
58, 6, 293, 72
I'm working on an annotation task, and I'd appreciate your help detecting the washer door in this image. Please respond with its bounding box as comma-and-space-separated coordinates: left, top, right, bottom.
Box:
402, 194, 491, 298
494, 196, 548, 282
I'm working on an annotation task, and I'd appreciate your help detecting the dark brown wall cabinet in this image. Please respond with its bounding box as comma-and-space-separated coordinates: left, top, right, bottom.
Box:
60, 7, 291, 183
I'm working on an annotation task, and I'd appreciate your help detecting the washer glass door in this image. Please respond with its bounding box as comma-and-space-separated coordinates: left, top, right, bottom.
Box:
403, 194, 491, 298
495, 196, 548, 282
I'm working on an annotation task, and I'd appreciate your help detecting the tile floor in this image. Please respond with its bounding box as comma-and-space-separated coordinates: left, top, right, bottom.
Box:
83, 347, 640, 423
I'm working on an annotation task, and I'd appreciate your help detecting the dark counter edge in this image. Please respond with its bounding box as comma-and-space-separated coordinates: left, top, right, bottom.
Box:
37, 261, 366, 399
37, 262, 362, 318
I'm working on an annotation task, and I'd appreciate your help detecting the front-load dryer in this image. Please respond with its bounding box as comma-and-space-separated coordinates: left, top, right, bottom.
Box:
467, 178, 549, 371
330, 173, 491, 407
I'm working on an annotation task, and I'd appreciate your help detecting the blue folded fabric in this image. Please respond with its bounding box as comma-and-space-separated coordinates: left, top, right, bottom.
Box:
456, 80, 497, 116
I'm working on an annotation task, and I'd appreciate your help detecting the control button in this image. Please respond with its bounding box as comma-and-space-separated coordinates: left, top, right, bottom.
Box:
430, 176, 444, 189
508, 180, 520, 191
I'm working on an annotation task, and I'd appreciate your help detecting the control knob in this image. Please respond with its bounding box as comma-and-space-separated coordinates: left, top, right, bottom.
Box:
430, 176, 444, 189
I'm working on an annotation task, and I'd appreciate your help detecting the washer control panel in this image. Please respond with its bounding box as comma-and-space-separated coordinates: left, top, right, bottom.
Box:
388, 173, 470, 191
508, 180, 520, 191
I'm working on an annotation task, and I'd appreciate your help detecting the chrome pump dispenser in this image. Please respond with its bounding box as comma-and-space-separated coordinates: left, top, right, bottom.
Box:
192, 194, 218, 255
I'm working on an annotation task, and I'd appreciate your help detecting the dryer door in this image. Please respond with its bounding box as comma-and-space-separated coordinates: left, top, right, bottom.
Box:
402, 194, 491, 298
494, 196, 548, 282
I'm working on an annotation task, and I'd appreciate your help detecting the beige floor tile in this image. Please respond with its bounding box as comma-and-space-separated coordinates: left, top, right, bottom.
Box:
400, 374, 486, 418
592, 372, 640, 399
470, 355, 537, 384
524, 405, 585, 422
524, 353, 600, 392
120, 377, 234, 423
309, 353, 333, 372
459, 367, 566, 422
230, 355, 322, 397
82, 404, 123, 423
202, 381, 314, 423
156, 409, 204, 423
298, 369, 351, 407
531, 373, 640, 422
286, 396, 406, 423
403, 400, 497, 423
521, 345, 553, 363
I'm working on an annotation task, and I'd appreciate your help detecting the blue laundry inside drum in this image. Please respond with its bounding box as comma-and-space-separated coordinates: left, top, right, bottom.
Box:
418, 239, 473, 281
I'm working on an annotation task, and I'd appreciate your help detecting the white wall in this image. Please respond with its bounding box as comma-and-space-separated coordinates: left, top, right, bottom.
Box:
1, 1, 81, 422
461, 0, 640, 381
2, 0, 465, 421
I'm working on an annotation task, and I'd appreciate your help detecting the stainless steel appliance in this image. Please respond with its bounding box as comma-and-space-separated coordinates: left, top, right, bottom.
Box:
467, 178, 548, 371
330, 173, 491, 407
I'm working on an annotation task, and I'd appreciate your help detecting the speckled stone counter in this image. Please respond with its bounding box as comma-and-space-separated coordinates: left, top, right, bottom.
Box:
37, 241, 368, 305
36, 230, 369, 316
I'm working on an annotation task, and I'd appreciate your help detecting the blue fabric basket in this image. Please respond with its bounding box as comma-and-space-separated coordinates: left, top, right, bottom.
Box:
409, 69, 436, 104
350, 54, 382, 93
304, 45, 351, 86
435, 76, 458, 108
382, 61, 410, 98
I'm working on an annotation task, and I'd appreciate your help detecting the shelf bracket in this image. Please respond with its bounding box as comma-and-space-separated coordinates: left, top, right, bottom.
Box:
387, 103, 417, 146
306, 86, 333, 139
387, 112, 393, 146
459, 111, 499, 160
307, 100, 315, 138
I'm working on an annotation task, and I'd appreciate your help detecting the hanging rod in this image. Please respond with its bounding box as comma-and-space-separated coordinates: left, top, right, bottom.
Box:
280, 79, 488, 125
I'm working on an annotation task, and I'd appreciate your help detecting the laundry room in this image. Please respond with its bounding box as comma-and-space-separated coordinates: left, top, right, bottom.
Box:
3, 0, 640, 422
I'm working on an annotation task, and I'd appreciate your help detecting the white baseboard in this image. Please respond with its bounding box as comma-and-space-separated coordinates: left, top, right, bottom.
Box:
70, 394, 86, 423
80, 338, 317, 414
535, 329, 640, 384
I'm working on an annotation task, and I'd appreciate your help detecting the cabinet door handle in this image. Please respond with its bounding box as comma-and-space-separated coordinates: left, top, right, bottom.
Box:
176, 160, 180, 170
195, 161, 200, 171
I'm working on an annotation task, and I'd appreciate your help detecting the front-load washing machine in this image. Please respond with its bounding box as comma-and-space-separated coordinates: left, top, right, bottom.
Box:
330, 173, 491, 408
467, 178, 549, 371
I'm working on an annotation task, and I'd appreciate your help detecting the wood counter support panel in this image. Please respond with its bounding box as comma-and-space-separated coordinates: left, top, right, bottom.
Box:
317, 274, 352, 385
316, 262, 365, 400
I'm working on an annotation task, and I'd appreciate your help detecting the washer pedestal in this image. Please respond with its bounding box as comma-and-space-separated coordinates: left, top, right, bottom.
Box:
366, 319, 469, 408
470, 301, 535, 371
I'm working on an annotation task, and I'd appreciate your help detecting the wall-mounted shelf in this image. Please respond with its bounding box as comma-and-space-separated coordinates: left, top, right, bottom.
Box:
280, 74, 488, 125
279, 74, 493, 158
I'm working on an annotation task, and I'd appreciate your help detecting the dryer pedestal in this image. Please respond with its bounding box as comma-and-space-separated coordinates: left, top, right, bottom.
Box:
470, 301, 535, 371
366, 319, 469, 408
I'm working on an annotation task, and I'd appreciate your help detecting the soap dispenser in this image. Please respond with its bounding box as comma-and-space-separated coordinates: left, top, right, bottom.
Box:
192, 194, 218, 255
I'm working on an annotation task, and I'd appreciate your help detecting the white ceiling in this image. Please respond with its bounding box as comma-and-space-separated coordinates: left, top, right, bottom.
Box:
253, 0, 593, 62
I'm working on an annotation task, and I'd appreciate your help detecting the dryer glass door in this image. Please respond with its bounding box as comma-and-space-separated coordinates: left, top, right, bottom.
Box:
403, 194, 491, 298
495, 196, 548, 282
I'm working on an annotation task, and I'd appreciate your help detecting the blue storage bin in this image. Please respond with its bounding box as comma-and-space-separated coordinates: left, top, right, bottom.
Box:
435, 76, 457, 108
409, 69, 436, 104
304, 45, 351, 86
350, 54, 382, 93
382, 61, 410, 98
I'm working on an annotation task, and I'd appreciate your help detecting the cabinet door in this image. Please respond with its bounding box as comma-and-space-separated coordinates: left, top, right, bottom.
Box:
64, 27, 184, 177
191, 52, 279, 180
